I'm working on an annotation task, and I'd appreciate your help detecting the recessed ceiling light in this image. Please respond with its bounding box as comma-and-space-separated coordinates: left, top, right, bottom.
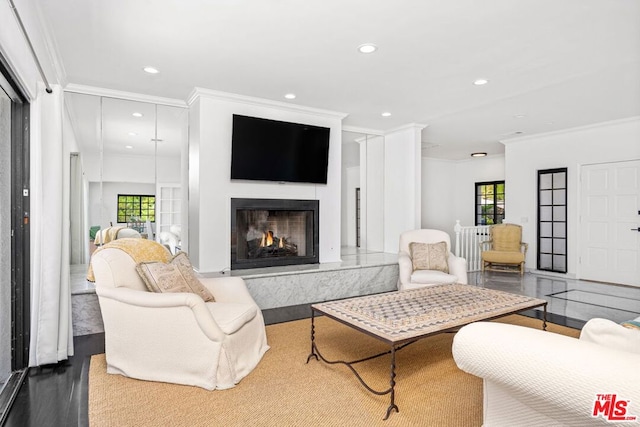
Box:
284, 93, 296, 99
125, 145, 133, 149
514, 114, 526, 119
471, 152, 487, 157
473, 79, 489, 86
358, 43, 378, 54
381, 112, 391, 117
143, 66, 159, 74
132, 112, 143, 118
128, 132, 137, 136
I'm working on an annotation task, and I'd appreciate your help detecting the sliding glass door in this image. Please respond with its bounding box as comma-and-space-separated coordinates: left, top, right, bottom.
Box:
0, 54, 30, 405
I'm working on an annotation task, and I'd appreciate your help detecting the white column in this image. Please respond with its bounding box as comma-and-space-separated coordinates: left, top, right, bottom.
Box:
382, 124, 426, 253
359, 135, 385, 252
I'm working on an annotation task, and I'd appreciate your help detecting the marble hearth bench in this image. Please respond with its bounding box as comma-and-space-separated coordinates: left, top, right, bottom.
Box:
71, 253, 399, 336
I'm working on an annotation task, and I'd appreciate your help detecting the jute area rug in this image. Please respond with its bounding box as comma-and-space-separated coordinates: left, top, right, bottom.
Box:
89, 314, 579, 427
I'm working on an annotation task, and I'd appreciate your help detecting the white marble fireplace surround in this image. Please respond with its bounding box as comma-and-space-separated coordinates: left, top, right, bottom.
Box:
70, 252, 399, 336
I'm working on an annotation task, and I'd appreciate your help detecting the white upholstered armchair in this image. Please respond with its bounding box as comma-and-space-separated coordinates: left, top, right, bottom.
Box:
452, 318, 640, 426
398, 229, 468, 290
91, 239, 269, 390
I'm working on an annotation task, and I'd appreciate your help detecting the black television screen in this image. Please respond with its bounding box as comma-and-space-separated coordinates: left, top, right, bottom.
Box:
230, 115, 330, 184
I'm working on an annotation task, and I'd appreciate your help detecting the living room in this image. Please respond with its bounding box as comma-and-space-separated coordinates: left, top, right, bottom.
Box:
1, 1, 639, 426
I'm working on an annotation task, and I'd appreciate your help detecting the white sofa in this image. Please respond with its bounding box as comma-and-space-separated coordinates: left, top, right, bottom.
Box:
398, 229, 468, 290
452, 317, 640, 426
91, 240, 269, 390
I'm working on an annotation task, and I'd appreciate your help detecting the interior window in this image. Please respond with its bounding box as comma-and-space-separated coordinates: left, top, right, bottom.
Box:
117, 194, 155, 223
475, 181, 505, 225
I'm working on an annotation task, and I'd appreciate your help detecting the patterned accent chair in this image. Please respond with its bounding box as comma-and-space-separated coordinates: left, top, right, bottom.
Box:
398, 229, 468, 290
91, 239, 269, 390
479, 223, 528, 275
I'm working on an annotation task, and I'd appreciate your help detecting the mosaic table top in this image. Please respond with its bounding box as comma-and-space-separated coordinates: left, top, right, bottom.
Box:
312, 283, 546, 343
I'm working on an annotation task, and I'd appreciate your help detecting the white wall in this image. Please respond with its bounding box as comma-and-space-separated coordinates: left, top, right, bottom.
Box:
422, 154, 505, 243
504, 117, 640, 277
383, 125, 423, 253
189, 90, 345, 272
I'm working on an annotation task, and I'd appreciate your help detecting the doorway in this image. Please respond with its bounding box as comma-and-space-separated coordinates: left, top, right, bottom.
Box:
0, 54, 30, 420
580, 160, 640, 286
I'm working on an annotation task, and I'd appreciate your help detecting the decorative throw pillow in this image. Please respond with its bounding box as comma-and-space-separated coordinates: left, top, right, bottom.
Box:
136, 252, 215, 302
409, 241, 449, 273
580, 318, 640, 355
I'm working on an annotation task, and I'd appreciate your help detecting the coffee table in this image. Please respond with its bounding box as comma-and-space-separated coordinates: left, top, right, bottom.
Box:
306, 283, 547, 420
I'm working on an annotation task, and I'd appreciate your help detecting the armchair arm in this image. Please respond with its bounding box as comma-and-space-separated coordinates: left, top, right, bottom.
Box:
96, 286, 225, 342
398, 251, 413, 288
199, 276, 258, 306
521, 242, 528, 255
448, 253, 468, 284
453, 322, 640, 423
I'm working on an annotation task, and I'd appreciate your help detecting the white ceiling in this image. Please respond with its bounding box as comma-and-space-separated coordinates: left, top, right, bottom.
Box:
38, 0, 640, 160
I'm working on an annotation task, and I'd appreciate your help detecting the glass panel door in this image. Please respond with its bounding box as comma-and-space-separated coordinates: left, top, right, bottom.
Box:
537, 168, 567, 273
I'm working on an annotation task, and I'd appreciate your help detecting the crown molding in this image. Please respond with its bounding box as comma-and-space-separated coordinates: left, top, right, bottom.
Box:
500, 116, 640, 145
188, 87, 348, 120
355, 134, 384, 143
64, 83, 188, 108
384, 123, 428, 135
342, 125, 384, 136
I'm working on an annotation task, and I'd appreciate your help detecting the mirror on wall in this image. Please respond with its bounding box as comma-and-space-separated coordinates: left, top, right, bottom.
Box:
65, 92, 188, 266
341, 130, 384, 255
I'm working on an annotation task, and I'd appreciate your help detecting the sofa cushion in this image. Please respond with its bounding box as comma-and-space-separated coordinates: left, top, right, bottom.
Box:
409, 241, 449, 273
136, 252, 215, 302
579, 318, 640, 355
482, 250, 525, 264
207, 302, 257, 335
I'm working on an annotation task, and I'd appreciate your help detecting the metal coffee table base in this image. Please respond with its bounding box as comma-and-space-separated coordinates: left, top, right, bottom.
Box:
306, 309, 418, 420
306, 285, 548, 420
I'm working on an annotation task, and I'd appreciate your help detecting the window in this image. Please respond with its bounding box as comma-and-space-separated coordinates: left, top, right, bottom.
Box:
537, 168, 567, 273
117, 194, 155, 223
475, 181, 505, 225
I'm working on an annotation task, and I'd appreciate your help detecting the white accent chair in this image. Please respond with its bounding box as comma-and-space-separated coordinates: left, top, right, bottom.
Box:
91, 242, 269, 390
158, 224, 181, 254
398, 229, 468, 290
452, 318, 640, 426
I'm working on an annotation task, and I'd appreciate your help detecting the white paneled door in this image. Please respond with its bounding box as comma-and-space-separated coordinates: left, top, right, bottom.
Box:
580, 160, 640, 287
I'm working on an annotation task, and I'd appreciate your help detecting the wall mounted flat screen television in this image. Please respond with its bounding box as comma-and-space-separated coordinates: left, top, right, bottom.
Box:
230, 114, 331, 184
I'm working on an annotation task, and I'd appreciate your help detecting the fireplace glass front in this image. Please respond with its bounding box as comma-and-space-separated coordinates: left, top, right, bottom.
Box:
231, 198, 319, 269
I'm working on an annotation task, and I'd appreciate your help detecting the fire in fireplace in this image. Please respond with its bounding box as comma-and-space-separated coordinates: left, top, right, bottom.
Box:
231, 198, 319, 269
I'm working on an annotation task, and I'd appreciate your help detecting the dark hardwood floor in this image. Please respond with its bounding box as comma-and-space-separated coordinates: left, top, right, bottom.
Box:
2, 333, 104, 427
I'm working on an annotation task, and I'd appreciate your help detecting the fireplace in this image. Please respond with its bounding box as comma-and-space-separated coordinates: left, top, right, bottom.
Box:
231, 198, 319, 269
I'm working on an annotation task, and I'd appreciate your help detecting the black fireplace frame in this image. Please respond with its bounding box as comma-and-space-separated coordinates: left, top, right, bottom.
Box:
230, 198, 320, 270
